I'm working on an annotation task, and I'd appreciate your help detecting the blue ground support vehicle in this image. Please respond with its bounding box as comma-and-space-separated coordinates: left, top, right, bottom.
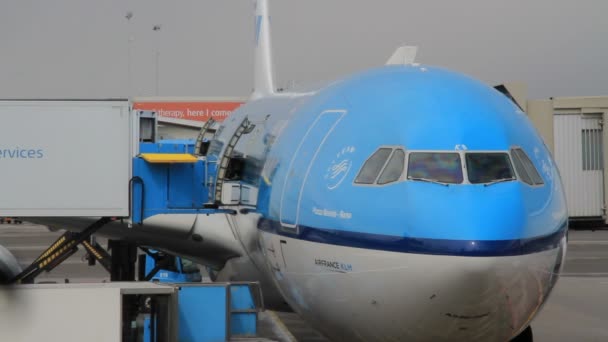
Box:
139, 251, 261, 341
140, 249, 202, 283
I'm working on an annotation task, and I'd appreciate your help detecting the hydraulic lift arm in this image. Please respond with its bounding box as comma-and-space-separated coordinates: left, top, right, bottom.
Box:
81, 239, 112, 273
8, 217, 113, 284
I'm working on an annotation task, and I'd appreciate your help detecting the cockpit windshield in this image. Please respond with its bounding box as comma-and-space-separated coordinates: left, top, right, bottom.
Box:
357, 148, 539, 186
407, 152, 463, 184
465, 153, 514, 184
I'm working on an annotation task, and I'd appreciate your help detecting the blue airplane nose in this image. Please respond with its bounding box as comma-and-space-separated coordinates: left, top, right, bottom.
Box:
403, 181, 527, 246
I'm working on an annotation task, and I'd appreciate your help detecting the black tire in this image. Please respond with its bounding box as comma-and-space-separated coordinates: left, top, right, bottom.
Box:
511, 326, 533, 342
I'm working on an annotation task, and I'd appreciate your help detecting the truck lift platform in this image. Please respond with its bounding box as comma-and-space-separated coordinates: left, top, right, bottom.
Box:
0, 101, 246, 222
0, 101, 249, 283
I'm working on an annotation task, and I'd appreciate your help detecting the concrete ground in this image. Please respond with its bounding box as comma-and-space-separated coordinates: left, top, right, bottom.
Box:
533, 230, 608, 342
1, 223, 608, 341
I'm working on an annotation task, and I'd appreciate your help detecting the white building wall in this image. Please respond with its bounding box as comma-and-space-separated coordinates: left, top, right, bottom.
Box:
158, 123, 201, 140
554, 114, 604, 218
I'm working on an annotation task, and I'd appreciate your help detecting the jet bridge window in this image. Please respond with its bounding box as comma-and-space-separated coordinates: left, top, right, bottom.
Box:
465, 153, 514, 184
511, 148, 544, 186
407, 152, 463, 184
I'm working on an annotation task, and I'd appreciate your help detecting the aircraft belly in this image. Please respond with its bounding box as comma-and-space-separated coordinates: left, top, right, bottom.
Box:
212, 210, 292, 311
259, 231, 565, 342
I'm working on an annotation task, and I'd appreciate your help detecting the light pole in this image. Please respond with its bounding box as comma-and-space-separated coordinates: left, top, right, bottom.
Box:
125, 11, 134, 97
152, 25, 162, 96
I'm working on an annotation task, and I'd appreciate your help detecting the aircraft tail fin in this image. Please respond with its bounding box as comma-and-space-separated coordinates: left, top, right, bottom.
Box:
386, 45, 418, 65
251, 0, 275, 99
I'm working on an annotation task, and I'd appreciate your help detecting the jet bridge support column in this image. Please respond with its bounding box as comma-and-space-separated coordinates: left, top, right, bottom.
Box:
109, 240, 138, 281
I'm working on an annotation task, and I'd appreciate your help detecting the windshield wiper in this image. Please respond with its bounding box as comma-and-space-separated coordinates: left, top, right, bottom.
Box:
483, 177, 516, 187
408, 177, 450, 186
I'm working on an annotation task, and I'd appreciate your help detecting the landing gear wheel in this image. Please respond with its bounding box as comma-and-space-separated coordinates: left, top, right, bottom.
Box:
511, 326, 533, 342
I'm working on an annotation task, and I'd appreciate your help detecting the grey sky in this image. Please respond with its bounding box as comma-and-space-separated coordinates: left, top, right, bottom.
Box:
1, 0, 607, 100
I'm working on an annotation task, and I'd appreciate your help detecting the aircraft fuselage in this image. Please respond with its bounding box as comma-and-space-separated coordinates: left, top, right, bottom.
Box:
205, 65, 567, 341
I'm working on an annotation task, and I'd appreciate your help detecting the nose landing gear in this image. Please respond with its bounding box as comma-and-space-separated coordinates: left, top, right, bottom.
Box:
511, 326, 533, 342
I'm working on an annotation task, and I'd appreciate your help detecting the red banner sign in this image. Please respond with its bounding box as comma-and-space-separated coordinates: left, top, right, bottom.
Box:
132, 101, 244, 123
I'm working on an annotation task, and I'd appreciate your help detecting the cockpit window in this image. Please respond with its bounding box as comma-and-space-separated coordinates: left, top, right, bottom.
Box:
465, 153, 514, 184
407, 152, 463, 184
355, 148, 392, 184
377, 149, 405, 185
511, 148, 544, 185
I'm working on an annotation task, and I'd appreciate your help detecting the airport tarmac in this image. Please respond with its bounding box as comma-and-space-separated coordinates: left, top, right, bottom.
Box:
1, 223, 608, 341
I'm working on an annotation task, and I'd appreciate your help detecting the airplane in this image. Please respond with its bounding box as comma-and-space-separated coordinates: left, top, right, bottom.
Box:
0, 0, 567, 341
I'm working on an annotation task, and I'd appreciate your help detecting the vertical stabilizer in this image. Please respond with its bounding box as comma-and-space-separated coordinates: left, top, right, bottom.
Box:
386, 45, 418, 65
251, 0, 275, 100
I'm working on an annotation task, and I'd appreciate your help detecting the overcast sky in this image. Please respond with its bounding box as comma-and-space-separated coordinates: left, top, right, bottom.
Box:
1, 0, 607, 100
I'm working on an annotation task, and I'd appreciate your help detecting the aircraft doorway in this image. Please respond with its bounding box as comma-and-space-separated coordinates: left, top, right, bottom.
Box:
279, 110, 346, 231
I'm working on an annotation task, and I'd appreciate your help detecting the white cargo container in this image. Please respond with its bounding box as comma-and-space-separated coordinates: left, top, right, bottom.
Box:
0, 100, 136, 217
0, 282, 177, 342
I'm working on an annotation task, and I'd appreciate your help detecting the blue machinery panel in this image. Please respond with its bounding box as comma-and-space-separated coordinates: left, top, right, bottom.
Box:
179, 285, 229, 342
229, 284, 258, 336
142, 283, 261, 342
177, 283, 261, 342
132, 141, 262, 341
131, 140, 231, 223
